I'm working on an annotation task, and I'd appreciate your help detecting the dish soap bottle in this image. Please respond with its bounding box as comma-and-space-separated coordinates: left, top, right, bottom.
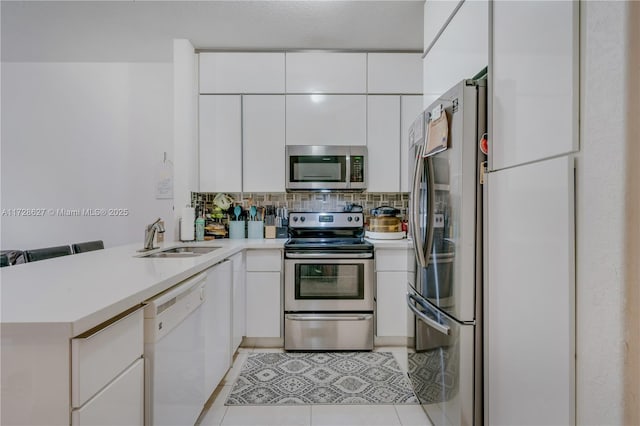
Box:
195, 215, 205, 241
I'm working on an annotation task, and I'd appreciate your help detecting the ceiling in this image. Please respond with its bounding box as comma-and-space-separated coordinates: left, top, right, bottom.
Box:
1, 1, 425, 62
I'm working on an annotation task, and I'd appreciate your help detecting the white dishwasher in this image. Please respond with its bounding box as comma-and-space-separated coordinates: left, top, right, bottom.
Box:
144, 273, 206, 426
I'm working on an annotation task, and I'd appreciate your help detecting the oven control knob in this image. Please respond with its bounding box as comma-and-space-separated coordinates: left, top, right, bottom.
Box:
300, 216, 306, 222
347, 216, 353, 222
354, 216, 360, 222
293, 216, 298, 222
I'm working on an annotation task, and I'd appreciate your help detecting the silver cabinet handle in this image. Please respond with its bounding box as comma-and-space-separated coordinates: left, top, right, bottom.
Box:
406, 293, 450, 336
285, 252, 373, 259
286, 314, 373, 321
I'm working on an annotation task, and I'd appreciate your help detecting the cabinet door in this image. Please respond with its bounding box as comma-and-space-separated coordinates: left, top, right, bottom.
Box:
203, 261, 233, 397
243, 95, 285, 192
423, 0, 488, 98
367, 53, 423, 94
199, 52, 285, 94
376, 272, 409, 337
486, 156, 575, 425
400, 95, 423, 192
71, 358, 143, 426
424, 0, 464, 50
246, 272, 281, 338
199, 95, 242, 192
367, 96, 400, 192
230, 252, 246, 352
286, 95, 367, 146
71, 308, 143, 408
491, 1, 578, 170
286, 52, 367, 93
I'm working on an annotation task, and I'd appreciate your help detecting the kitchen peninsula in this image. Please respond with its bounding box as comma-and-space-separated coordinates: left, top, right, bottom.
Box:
0, 238, 410, 425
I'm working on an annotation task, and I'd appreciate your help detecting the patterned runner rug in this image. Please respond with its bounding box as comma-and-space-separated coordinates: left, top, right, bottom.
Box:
225, 352, 418, 405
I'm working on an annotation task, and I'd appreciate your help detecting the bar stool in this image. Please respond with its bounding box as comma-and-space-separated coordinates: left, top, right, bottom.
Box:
24, 245, 72, 262
72, 240, 104, 254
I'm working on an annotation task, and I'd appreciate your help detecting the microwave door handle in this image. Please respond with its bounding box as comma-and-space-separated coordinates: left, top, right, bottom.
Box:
406, 293, 451, 336
345, 154, 351, 189
411, 144, 428, 269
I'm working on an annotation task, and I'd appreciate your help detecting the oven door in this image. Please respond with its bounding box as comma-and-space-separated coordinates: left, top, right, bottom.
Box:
284, 255, 374, 312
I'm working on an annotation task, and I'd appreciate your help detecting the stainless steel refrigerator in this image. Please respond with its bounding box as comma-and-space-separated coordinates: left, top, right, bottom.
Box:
406, 79, 486, 426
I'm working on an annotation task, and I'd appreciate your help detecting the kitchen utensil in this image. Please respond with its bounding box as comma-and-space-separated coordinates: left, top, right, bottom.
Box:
249, 206, 257, 221
234, 205, 241, 221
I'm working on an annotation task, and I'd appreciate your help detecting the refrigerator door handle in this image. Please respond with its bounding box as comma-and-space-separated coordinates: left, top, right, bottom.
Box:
411, 144, 428, 269
424, 156, 436, 265
406, 293, 451, 336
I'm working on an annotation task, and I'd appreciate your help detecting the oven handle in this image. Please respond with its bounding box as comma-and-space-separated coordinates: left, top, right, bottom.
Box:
406, 293, 451, 335
286, 314, 373, 321
285, 252, 373, 259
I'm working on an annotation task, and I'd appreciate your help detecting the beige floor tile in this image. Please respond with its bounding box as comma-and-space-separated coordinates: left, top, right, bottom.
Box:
394, 405, 432, 426
198, 403, 228, 426
311, 405, 401, 426
222, 405, 311, 426
223, 352, 249, 385
375, 346, 410, 373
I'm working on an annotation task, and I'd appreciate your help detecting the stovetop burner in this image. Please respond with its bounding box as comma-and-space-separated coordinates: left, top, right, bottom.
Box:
285, 211, 373, 253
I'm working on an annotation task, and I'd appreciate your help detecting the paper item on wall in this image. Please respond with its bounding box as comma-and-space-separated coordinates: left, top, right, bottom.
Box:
155, 155, 174, 199
423, 105, 449, 158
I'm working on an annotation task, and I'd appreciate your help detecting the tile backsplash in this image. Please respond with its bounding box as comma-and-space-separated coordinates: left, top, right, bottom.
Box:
191, 192, 409, 219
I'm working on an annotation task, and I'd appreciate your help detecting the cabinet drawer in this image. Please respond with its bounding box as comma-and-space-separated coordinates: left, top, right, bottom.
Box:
71, 308, 143, 408
71, 358, 144, 426
375, 249, 410, 271
246, 249, 282, 271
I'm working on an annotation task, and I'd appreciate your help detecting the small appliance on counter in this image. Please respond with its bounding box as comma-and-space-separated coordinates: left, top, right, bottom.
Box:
365, 206, 406, 240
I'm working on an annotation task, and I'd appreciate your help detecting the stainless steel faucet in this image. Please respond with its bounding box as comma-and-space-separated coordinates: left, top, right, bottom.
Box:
143, 218, 165, 250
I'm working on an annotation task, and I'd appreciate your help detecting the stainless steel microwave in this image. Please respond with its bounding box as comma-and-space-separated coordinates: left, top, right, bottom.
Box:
285, 145, 367, 192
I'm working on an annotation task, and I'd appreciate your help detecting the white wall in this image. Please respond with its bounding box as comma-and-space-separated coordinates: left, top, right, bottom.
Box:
577, 1, 638, 423
0, 62, 174, 249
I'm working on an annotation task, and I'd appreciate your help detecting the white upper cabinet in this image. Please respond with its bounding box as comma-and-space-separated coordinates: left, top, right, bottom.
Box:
487, 156, 575, 425
400, 95, 423, 192
199, 95, 242, 192
423, 0, 463, 50
286, 52, 367, 93
367, 96, 400, 192
199, 52, 285, 94
367, 53, 423, 94
423, 0, 488, 97
243, 95, 286, 192
491, 1, 578, 170
286, 95, 367, 145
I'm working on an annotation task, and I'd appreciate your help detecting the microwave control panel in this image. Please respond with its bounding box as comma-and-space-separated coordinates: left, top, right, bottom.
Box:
350, 156, 364, 183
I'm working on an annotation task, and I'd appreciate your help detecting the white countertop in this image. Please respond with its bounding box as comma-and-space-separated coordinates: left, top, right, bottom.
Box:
0, 238, 412, 336
366, 238, 413, 249
0, 239, 285, 335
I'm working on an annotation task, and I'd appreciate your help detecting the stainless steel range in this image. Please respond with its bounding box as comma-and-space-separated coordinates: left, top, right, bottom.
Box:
284, 211, 375, 351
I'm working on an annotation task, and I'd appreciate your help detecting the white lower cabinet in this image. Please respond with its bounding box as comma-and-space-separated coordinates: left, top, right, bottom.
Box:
203, 260, 233, 397
230, 252, 246, 352
70, 308, 144, 426
71, 359, 144, 426
375, 248, 413, 339
245, 250, 282, 338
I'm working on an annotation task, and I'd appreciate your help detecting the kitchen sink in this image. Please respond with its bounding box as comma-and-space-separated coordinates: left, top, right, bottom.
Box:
138, 246, 220, 258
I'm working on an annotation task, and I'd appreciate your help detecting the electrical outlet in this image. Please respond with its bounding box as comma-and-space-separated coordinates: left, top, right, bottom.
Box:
434, 214, 445, 228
